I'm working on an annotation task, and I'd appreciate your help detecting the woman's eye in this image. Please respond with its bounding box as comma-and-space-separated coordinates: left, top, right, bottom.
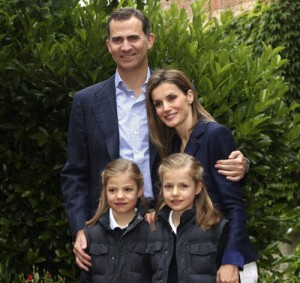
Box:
168, 95, 176, 101
153, 101, 162, 108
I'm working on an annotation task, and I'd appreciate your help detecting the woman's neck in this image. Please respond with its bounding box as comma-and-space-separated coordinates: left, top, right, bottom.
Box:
177, 129, 191, 153
176, 114, 194, 152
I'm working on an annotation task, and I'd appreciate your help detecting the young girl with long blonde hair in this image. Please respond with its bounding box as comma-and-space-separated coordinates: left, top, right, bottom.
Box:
152, 153, 230, 283
82, 159, 153, 283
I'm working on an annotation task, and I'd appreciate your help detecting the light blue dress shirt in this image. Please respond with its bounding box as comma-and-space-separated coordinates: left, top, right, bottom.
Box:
115, 69, 153, 199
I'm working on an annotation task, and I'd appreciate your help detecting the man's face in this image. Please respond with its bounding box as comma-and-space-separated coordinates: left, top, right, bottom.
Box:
106, 16, 154, 73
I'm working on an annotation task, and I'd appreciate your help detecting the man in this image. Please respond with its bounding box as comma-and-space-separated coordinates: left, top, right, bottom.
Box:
60, 7, 248, 278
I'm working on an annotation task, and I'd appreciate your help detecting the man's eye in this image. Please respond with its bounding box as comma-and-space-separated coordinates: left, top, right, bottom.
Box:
111, 38, 123, 44
128, 36, 140, 42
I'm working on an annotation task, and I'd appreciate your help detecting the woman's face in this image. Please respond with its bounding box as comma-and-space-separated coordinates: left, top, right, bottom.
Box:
151, 83, 194, 131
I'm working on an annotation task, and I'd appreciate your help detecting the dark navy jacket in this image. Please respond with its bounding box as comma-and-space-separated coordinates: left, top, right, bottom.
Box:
173, 119, 257, 267
60, 75, 159, 235
82, 210, 156, 283
150, 206, 229, 283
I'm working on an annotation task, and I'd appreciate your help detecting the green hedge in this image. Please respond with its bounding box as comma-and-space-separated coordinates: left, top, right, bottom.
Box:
227, 0, 300, 105
1, 0, 299, 282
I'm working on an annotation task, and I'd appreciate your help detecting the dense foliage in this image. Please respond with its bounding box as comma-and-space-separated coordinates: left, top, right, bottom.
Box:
227, 0, 300, 105
0, 0, 299, 282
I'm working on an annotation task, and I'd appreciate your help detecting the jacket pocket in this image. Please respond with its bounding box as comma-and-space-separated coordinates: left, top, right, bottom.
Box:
189, 242, 218, 274
89, 243, 109, 256
128, 242, 149, 273
189, 242, 216, 255
129, 242, 147, 253
145, 241, 164, 254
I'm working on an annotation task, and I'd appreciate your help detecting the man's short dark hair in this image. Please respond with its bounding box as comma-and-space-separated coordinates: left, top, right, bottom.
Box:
106, 7, 151, 38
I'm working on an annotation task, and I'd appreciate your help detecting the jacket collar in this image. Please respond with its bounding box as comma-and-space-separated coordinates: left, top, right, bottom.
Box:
99, 207, 144, 233
158, 205, 196, 226
173, 118, 209, 156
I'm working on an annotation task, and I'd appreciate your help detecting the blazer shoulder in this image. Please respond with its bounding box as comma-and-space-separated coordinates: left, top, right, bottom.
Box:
199, 121, 231, 137
74, 75, 115, 100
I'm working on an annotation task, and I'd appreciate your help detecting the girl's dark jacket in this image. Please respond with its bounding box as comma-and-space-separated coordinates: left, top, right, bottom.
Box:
150, 206, 229, 283
81, 209, 157, 283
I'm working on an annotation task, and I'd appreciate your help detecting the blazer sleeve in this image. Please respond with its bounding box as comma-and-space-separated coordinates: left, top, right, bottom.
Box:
206, 125, 247, 268
60, 92, 91, 235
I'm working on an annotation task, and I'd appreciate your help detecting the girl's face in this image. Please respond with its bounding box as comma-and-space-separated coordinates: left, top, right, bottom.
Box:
151, 82, 194, 131
162, 168, 202, 216
106, 172, 142, 217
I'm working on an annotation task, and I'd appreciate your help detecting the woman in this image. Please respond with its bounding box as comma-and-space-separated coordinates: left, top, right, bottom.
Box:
146, 69, 258, 283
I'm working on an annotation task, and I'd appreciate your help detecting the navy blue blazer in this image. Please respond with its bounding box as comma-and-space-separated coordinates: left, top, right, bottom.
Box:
173, 119, 257, 267
60, 75, 158, 235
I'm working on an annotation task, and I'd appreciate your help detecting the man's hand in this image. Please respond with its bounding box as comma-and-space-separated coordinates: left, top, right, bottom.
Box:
217, 264, 239, 283
73, 229, 92, 271
215, 150, 248, 182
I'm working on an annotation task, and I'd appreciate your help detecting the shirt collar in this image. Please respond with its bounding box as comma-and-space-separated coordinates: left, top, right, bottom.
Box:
115, 68, 151, 91
168, 210, 177, 234
109, 208, 137, 230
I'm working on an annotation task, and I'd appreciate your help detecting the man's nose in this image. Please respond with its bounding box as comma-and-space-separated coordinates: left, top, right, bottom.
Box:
121, 40, 132, 50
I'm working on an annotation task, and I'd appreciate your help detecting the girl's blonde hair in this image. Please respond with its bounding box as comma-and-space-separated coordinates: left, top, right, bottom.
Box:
86, 159, 144, 226
146, 69, 215, 159
156, 153, 222, 230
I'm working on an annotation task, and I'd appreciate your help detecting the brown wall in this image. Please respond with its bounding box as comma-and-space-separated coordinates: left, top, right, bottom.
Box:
160, 0, 269, 19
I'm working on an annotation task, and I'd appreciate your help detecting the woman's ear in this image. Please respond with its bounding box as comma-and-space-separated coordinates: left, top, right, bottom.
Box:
187, 89, 195, 104
195, 182, 202, 195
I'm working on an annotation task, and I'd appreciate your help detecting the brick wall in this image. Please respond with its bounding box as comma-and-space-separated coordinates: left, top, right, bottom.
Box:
208, 0, 258, 18
160, 0, 268, 20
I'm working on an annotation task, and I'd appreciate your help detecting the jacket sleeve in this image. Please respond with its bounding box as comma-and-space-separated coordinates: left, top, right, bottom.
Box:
60, 92, 91, 235
206, 125, 247, 268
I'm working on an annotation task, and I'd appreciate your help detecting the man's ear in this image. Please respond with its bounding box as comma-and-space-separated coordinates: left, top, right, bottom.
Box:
147, 33, 155, 49
106, 39, 112, 53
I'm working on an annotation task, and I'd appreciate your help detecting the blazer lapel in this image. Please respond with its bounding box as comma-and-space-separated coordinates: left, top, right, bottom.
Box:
185, 120, 208, 156
92, 76, 119, 160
